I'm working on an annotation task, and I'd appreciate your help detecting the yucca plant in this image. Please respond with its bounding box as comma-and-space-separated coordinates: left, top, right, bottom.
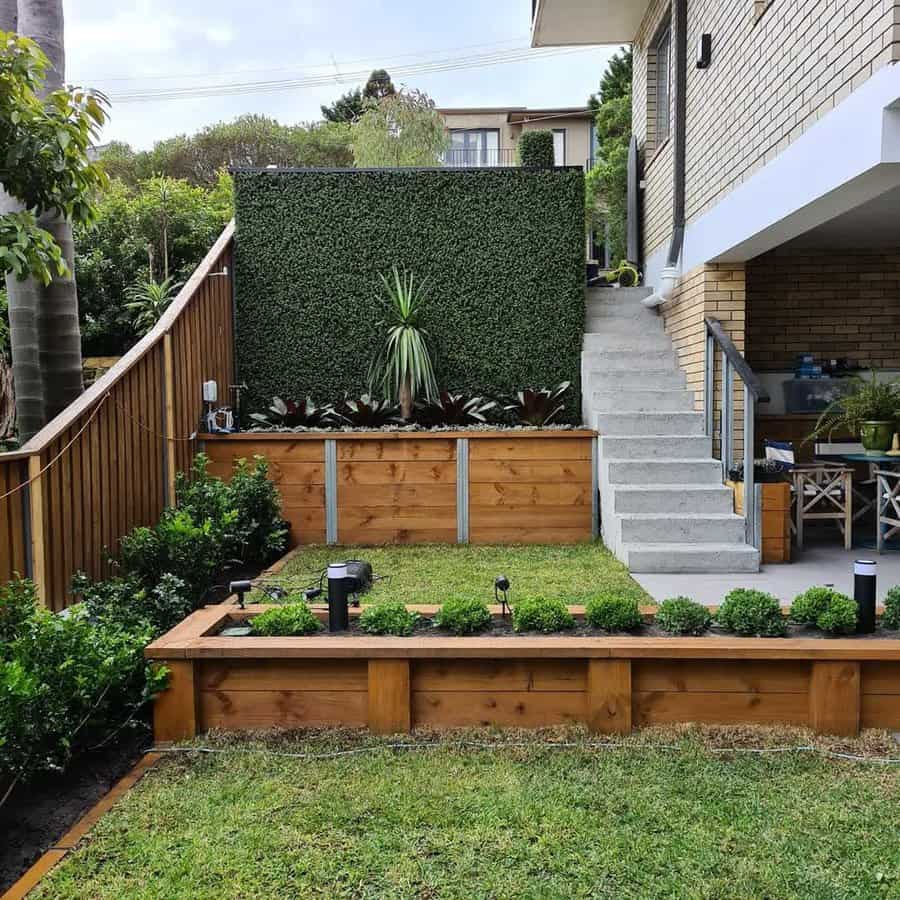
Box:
505, 381, 571, 426
336, 394, 402, 427
125, 275, 182, 336
415, 391, 496, 427
368, 267, 438, 419
249, 396, 337, 429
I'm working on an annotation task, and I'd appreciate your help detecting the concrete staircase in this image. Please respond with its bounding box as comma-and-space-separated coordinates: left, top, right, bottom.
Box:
583, 287, 759, 574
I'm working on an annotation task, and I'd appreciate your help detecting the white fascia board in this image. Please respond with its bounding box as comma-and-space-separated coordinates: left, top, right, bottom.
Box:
531, 0, 647, 46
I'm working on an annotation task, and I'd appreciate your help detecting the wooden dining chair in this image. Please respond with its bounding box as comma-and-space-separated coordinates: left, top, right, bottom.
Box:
875, 469, 900, 552
791, 465, 853, 550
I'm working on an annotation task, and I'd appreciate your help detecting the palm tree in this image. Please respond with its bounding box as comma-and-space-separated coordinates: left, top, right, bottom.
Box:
125, 276, 182, 336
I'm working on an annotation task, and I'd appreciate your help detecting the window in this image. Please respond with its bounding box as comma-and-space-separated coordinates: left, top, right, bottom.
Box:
446, 129, 501, 166
653, 22, 671, 145
552, 129, 566, 166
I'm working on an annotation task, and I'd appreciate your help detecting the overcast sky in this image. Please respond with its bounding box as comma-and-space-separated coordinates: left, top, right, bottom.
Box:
63, 0, 617, 149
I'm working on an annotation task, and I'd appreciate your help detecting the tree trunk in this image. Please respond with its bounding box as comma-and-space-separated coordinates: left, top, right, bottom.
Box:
0, 354, 16, 443
18, 0, 84, 428
399, 375, 412, 420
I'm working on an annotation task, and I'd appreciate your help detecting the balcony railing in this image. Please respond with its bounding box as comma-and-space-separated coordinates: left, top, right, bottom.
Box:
440, 148, 518, 167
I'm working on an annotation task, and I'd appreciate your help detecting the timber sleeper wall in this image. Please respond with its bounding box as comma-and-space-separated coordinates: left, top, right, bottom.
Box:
148, 607, 900, 740
203, 431, 598, 545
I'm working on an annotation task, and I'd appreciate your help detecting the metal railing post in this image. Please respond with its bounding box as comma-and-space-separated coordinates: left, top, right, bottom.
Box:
743, 384, 757, 548
721, 351, 733, 475
705, 330, 715, 438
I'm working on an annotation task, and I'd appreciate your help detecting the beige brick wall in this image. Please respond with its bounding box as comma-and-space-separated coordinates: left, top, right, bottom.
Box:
661, 263, 747, 457
634, 0, 900, 258
747, 247, 900, 371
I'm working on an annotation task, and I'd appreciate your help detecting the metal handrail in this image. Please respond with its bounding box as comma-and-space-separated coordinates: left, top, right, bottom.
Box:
704, 317, 767, 552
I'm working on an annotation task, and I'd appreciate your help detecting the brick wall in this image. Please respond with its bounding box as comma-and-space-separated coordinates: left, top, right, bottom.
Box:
747, 247, 900, 371
634, 0, 900, 258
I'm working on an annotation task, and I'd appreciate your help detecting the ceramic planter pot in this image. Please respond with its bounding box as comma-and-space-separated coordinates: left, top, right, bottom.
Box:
860, 420, 895, 454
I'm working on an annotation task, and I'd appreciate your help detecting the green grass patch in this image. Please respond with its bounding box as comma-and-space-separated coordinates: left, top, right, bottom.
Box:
36, 728, 900, 899
273, 542, 649, 606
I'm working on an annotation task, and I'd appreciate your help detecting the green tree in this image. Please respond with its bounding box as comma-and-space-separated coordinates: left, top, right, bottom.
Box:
321, 68, 396, 123
351, 89, 448, 168
0, 19, 107, 439
586, 48, 633, 265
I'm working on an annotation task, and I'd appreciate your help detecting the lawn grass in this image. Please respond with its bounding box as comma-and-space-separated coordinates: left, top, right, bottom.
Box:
35, 728, 900, 900
271, 542, 650, 605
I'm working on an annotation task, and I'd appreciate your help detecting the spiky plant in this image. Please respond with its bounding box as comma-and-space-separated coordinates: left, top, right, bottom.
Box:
125, 276, 182, 336
336, 394, 402, 427
504, 381, 571, 426
249, 396, 337, 429
415, 391, 496, 427
368, 267, 438, 419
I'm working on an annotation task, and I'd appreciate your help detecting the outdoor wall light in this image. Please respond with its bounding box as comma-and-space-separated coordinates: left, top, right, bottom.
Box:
495, 575, 511, 618
229, 579, 252, 610
696, 33, 712, 69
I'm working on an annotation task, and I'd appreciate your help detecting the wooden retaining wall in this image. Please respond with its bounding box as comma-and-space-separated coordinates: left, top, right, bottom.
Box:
203, 431, 597, 546
148, 607, 900, 740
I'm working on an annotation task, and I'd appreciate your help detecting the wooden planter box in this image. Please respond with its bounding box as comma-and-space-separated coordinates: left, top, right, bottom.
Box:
728, 480, 791, 563
147, 605, 900, 741
202, 430, 597, 545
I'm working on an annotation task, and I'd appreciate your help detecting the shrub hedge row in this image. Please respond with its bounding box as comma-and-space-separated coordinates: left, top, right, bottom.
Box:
233, 168, 586, 419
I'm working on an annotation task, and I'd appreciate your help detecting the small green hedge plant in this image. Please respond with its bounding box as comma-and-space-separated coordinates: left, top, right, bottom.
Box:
790, 586, 835, 626
434, 597, 492, 635
251, 602, 323, 637
654, 597, 712, 635
883, 586, 900, 629
511, 596, 575, 633
716, 588, 786, 637
518, 130, 555, 167
585, 594, 641, 632
359, 600, 418, 636
816, 593, 858, 635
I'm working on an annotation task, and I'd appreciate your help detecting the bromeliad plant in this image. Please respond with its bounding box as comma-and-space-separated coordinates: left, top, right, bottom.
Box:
415, 391, 496, 427
505, 381, 571, 426
368, 267, 438, 420
249, 396, 337, 429
336, 394, 402, 427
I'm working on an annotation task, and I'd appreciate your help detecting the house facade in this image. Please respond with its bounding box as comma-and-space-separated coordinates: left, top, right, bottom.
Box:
437, 106, 595, 168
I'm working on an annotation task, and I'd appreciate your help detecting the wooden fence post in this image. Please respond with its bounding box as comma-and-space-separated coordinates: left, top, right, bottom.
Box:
368, 659, 411, 734
587, 659, 632, 734
27, 454, 47, 607
809, 661, 860, 736
163, 333, 177, 507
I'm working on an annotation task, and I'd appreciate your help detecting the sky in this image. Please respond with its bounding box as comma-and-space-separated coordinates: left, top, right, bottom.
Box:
63, 0, 618, 149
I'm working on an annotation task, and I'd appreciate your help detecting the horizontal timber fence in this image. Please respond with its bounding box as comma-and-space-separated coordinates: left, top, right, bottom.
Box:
202, 430, 599, 545
0, 223, 235, 609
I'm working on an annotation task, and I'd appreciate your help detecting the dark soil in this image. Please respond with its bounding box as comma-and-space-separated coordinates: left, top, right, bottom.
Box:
0, 726, 149, 893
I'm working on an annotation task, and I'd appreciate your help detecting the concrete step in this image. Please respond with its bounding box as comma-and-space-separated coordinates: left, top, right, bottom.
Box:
592, 388, 696, 412
581, 348, 680, 372
622, 542, 760, 573
606, 458, 724, 485
585, 315, 665, 335
618, 513, 747, 544
585, 302, 661, 321
600, 434, 711, 459
592, 410, 705, 436
587, 286, 653, 302
612, 484, 734, 515
583, 331, 672, 352
585, 370, 687, 391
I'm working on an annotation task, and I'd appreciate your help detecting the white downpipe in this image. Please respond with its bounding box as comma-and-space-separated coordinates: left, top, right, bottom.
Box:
642, 265, 679, 308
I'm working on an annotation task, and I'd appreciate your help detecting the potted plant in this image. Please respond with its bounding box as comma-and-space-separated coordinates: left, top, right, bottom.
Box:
810, 371, 900, 454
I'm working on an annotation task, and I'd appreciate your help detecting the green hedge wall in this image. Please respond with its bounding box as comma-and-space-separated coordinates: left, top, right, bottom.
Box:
233, 167, 586, 420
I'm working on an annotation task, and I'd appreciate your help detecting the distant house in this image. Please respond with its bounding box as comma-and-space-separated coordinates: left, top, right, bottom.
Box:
437, 106, 595, 169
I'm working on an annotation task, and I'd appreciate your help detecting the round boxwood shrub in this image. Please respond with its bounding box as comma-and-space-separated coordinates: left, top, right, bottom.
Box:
585, 594, 642, 632
251, 602, 323, 636
511, 596, 575, 634
434, 596, 492, 635
654, 596, 712, 635
883, 585, 900, 629
716, 588, 786, 637
359, 600, 418, 636
790, 586, 835, 626
816, 593, 858, 635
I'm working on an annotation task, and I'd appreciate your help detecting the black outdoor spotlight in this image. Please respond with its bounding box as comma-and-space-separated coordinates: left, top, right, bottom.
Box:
854, 559, 877, 634
303, 587, 323, 602
495, 575, 511, 618
327, 562, 351, 632
229, 579, 252, 610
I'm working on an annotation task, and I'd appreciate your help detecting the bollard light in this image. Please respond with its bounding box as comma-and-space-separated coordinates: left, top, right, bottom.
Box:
327, 562, 350, 632
854, 559, 877, 634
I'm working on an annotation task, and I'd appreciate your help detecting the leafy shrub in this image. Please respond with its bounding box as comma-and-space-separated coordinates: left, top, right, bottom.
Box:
883, 586, 900, 629
359, 600, 418, 636
249, 396, 336, 428
716, 589, 786, 637
816, 594, 858, 635
504, 382, 571, 426
585, 594, 641, 632
415, 391, 497, 427
790, 586, 835, 626
511, 596, 575, 633
335, 394, 401, 427
655, 597, 712, 635
434, 596, 492, 635
73, 572, 192, 637
0, 577, 37, 643
250, 602, 323, 637
517, 130, 555, 167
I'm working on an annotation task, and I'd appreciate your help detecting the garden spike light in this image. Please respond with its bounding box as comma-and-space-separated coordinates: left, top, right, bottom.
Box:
495, 575, 511, 618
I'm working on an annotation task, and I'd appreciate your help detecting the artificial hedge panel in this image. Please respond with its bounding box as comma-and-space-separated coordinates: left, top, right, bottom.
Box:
233, 167, 586, 420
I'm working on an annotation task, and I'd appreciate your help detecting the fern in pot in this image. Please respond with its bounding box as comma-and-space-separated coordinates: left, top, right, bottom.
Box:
810, 372, 900, 454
